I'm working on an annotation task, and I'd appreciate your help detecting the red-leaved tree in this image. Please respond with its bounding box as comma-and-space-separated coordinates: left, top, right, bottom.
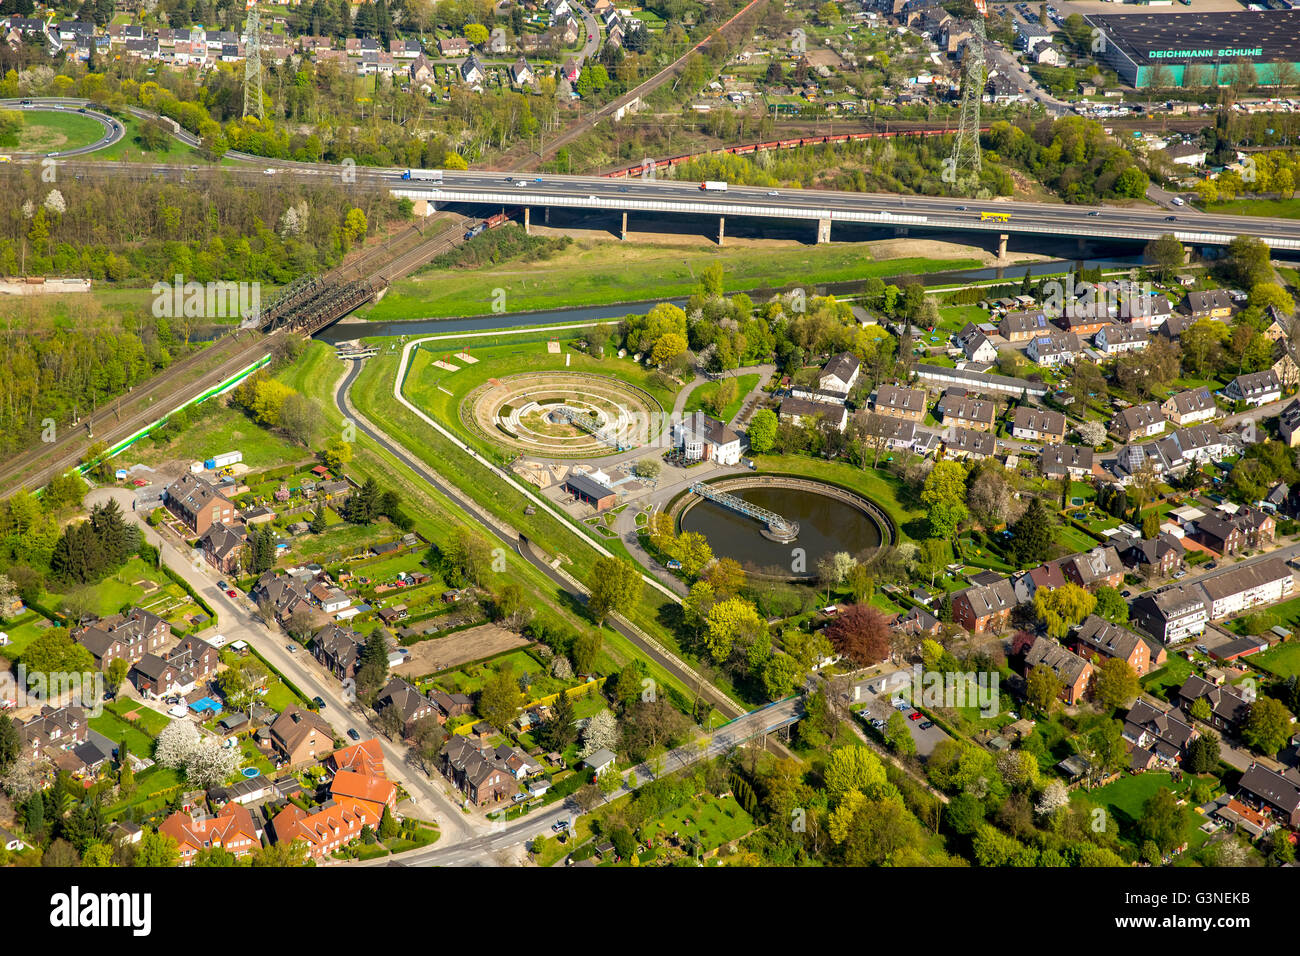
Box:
825, 603, 891, 667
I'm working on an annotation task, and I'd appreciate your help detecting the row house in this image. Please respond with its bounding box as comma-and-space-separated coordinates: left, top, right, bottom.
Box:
164, 473, 236, 536
1235, 764, 1300, 828
1111, 401, 1165, 441
1200, 558, 1293, 620
1010, 406, 1065, 443
1162, 386, 1217, 426
1180, 289, 1235, 321
329, 769, 398, 821
390, 38, 423, 57
312, 623, 361, 680
374, 677, 438, 737
439, 736, 519, 806
198, 521, 245, 574
998, 309, 1053, 342
870, 384, 927, 422
1280, 399, 1300, 448
1224, 369, 1282, 408
1177, 674, 1252, 732
943, 426, 995, 460
1073, 614, 1152, 676
1061, 546, 1124, 591
1039, 442, 1093, 480
1117, 533, 1185, 578
73, 607, 170, 670
250, 571, 313, 622
159, 804, 261, 865
130, 636, 219, 699
271, 801, 372, 860
951, 578, 1017, 633
1055, 307, 1110, 338
1123, 700, 1197, 771
269, 705, 335, 767
780, 396, 848, 432
936, 391, 997, 431
17, 706, 88, 761
1026, 332, 1082, 367
1130, 585, 1208, 645
1023, 637, 1093, 705
1195, 507, 1275, 555
1272, 340, 1300, 391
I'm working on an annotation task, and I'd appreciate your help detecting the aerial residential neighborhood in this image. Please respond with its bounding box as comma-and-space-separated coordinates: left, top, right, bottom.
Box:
2, 0, 1300, 923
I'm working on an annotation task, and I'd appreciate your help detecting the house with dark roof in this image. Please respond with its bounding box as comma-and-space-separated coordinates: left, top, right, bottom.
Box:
1118, 533, 1185, 578
374, 677, 437, 737
951, 577, 1017, 634
1023, 637, 1093, 705
943, 426, 995, 460
673, 411, 742, 465
1180, 289, 1235, 321
1162, 386, 1217, 426
1039, 442, 1093, 479
1026, 332, 1082, 367
17, 705, 88, 761
1279, 399, 1300, 448
998, 309, 1052, 342
164, 473, 236, 536
269, 705, 335, 766
780, 396, 847, 431
72, 607, 169, 670
1061, 546, 1124, 591
818, 352, 861, 394
1131, 585, 1208, 645
563, 472, 617, 510
1094, 323, 1148, 355
1123, 699, 1197, 771
1199, 558, 1293, 619
1235, 764, 1300, 827
1224, 369, 1282, 408
1177, 674, 1252, 732
1073, 614, 1152, 675
198, 521, 245, 574
871, 384, 927, 421
129, 636, 218, 698
1011, 406, 1066, 443
312, 623, 361, 680
1111, 401, 1165, 441
439, 736, 519, 805
936, 392, 996, 431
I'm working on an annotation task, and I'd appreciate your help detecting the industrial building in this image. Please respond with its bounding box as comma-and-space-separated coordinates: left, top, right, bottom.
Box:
1085, 10, 1300, 88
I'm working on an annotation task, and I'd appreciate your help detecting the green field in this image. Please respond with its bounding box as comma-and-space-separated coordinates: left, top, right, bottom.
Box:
1200, 197, 1300, 220
93, 113, 203, 164
683, 374, 761, 421
1251, 640, 1300, 679
5, 109, 107, 153
127, 401, 307, 471
1071, 770, 1202, 850
360, 236, 981, 321
39, 556, 201, 628
1140, 655, 1194, 703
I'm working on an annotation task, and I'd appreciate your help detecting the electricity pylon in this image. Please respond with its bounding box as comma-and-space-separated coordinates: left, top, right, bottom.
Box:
243, 4, 264, 120
948, 0, 987, 188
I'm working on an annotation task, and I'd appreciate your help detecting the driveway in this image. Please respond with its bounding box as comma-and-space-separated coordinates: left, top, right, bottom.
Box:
853, 669, 952, 758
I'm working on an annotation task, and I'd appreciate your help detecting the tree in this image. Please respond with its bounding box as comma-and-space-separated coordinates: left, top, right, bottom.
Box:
1094, 585, 1128, 625
134, 829, 180, 867
921, 460, 969, 538
572, 631, 602, 675
1034, 583, 1096, 639
0, 714, 18, 774
825, 603, 891, 667
1190, 696, 1213, 723
578, 708, 619, 760
761, 652, 801, 700
587, 557, 642, 625
1184, 731, 1220, 774
1145, 233, 1185, 280
1026, 665, 1063, 713
477, 666, 524, 732
703, 596, 765, 664
1241, 696, 1294, 756
1077, 420, 1106, 448
323, 437, 352, 473
650, 332, 688, 367
1093, 658, 1139, 708
747, 409, 778, 453
1035, 780, 1070, 820
883, 710, 917, 757
1138, 787, 1185, 856
539, 689, 577, 751
1009, 497, 1054, 566
823, 745, 888, 803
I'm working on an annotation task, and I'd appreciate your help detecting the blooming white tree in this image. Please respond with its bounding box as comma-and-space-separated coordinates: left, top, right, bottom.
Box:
551, 656, 573, 680
43, 189, 66, 216
577, 709, 618, 759
153, 720, 200, 769
1035, 780, 1070, 819
1077, 420, 1106, 447
183, 738, 241, 789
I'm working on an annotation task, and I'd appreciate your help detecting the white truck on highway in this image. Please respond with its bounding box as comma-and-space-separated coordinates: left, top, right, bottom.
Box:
402, 168, 443, 182
699, 180, 728, 192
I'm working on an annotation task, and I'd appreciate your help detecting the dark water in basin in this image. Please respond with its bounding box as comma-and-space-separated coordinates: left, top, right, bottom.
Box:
680, 486, 882, 579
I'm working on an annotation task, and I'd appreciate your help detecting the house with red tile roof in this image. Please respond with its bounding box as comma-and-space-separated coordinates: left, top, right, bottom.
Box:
270, 801, 374, 860
158, 803, 261, 865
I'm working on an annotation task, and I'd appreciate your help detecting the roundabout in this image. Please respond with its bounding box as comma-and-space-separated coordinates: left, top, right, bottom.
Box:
463, 371, 665, 458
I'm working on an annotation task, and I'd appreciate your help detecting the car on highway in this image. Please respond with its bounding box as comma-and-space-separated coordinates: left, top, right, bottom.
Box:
1165, 215, 1177, 221
504, 176, 514, 182
919, 720, 934, 730
955, 205, 967, 210
534, 177, 543, 182
552, 819, 570, 832
312, 696, 327, 710
908, 711, 923, 721
1088, 211, 1100, 216
19, 99, 31, 105
78, 107, 86, 113
588, 194, 597, 200
767, 190, 779, 196
588, 33, 594, 40
347, 728, 361, 741
617, 185, 629, 192
515, 180, 527, 187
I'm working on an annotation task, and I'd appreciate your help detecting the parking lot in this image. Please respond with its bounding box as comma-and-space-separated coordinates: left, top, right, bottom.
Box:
853, 670, 953, 757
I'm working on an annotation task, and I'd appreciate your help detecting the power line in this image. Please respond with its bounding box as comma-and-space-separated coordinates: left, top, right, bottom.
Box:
243, 4, 265, 120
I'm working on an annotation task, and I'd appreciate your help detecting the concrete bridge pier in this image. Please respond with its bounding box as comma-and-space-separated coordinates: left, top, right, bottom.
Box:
997, 233, 1008, 259
620, 211, 628, 241
524, 207, 530, 235
1076, 235, 1088, 256
816, 217, 831, 244
718, 216, 725, 246
894, 227, 909, 238
543, 206, 550, 224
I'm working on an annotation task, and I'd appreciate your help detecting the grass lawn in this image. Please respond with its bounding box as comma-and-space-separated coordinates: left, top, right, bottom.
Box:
645, 793, 754, 854
0, 609, 59, 661
362, 237, 981, 320
1072, 771, 1200, 849
94, 113, 204, 164
1140, 654, 1194, 703
1055, 523, 1102, 555
683, 374, 761, 421
1200, 197, 1300, 220
90, 710, 159, 758
40, 556, 177, 622
127, 401, 306, 471
1251, 640, 1300, 679
935, 305, 988, 336
8, 109, 107, 153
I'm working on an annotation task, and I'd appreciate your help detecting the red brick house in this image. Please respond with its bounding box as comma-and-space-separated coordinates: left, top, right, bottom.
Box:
163, 473, 236, 536
951, 578, 1017, 634
1024, 637, 1094, 705
73, 607, 170, 670
159, 804, 261, 865
1073, 614, 1153, 676
270, 802, 372, 860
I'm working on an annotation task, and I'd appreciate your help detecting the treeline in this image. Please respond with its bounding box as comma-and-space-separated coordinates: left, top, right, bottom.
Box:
0, 171, 397, 282
0, 302, 188, 460
984, 116, 1153, 204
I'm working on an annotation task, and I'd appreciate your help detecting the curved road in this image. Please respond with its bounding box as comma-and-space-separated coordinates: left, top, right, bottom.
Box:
0, 98, 124, 157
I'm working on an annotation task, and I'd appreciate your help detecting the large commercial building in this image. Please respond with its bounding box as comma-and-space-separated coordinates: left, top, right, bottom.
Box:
1086, 11, 1300, 88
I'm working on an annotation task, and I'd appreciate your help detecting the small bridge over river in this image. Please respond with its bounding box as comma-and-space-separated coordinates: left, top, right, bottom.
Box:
689, 482, 799, 543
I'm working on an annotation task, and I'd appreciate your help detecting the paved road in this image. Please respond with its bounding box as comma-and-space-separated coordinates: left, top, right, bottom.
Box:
353, 696, 802, 866
0, 98, 124, 157
85, 486, 483, 844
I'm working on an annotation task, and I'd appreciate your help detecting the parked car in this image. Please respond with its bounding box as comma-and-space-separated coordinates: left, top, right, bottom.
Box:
347, 728, 361, 741
217, 581, 228, 591
919, 720, 935, 730
313, 696, 327, 710
286, 644, 297, 652
908, 711, 923, 721
1195, 644, 1209, 654
226, 589, 238, 598
552, 819, 570, 832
